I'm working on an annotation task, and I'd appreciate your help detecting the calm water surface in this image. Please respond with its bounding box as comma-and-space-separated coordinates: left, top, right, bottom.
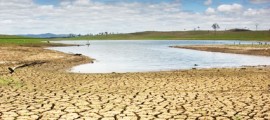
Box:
49, 40, 270, 73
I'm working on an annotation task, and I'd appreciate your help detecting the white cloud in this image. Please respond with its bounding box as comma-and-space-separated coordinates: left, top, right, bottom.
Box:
244, 8, 270, 16
217, 3, 243, 13
205, 7, 215, 14
0, 0, 269, 34
73, 0, 91, 6
204, 0, 212, 6
0, 20, 13, 24
250, 0, 270, 4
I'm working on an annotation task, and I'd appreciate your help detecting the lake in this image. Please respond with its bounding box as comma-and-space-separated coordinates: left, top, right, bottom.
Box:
49, 40, 270, 73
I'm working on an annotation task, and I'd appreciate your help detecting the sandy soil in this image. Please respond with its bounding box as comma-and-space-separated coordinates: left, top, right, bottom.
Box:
0, 46, 270, 120
172, 45, 270, 56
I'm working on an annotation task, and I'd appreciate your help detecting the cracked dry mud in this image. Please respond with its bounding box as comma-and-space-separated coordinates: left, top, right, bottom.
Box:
0, 46, 270, 120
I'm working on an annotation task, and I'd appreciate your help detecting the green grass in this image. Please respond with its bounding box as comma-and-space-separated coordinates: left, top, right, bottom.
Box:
0, 35, 46, 46
1, 31, 270, 45
0, 77, 24, 88
57, 31, 270, 41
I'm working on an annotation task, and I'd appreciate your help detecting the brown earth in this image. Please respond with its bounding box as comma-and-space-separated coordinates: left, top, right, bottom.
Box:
172, 45, 270, 56
0, 46, 270, 120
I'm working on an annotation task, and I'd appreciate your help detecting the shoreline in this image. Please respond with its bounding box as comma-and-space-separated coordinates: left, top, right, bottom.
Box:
0, 45, 93, 73
171, 44, 270, 56
1, 45, 270, 119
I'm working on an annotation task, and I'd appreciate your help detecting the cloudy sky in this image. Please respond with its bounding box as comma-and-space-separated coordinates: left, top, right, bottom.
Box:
0, 0, 270, 34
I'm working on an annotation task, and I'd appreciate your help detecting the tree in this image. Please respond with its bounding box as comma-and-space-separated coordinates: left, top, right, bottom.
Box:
212, 23, 220, 34
255, 23, 259, 31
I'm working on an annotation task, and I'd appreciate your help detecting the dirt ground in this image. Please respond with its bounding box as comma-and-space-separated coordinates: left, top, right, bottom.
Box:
0, 46, 270, 120
172, 45, 270, 56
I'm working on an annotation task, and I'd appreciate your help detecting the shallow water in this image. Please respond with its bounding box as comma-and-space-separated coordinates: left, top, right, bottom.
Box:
49, 40, 270, 73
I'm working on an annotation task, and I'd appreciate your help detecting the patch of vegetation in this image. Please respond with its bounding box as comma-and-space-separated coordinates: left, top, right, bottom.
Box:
0, 77, 24, 88
234, 116, 242, 120
54, 31, 270, 41
0, 35, 47, 46
228, 28, 251, 32
1, 31, 270, 45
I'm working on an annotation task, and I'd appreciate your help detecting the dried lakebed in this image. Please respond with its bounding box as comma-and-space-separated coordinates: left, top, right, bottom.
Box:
0, 45, 270, 119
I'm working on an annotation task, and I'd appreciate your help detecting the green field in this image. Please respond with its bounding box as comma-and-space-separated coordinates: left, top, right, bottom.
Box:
1, 31, 270, 45
60, 31, 270, 41
0, 35, 45, 46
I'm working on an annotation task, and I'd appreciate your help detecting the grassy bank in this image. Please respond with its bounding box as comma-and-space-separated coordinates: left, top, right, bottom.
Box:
0, 35, 45, 46
59, 31, 270, 41
0, 35, 68, 46
1, 31, 270, 44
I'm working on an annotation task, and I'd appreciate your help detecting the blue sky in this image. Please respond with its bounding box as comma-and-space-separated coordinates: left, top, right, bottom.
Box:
33, 0, 269, 12
1, 0, 270, 34
34, 0, 59, 5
